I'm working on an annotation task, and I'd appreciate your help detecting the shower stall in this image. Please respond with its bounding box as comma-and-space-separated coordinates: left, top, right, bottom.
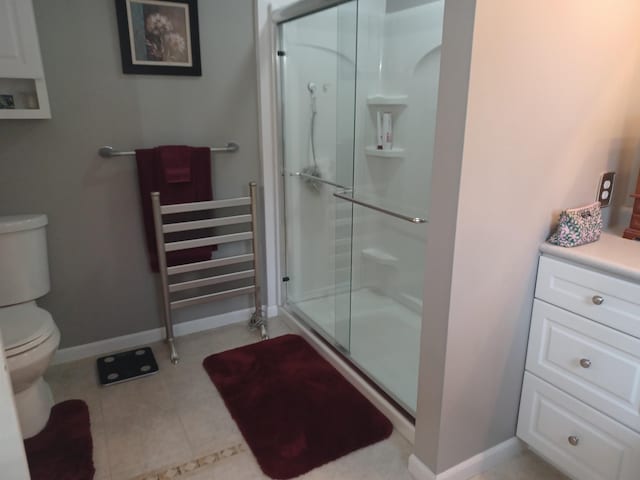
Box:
275, 0, 444, 416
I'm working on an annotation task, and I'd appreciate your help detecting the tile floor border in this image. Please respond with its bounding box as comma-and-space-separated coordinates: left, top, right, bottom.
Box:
129, 442, 248, 480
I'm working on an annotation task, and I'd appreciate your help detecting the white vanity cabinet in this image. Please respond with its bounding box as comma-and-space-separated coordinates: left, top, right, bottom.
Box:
517, 234, 640, 480
0, 0, 50, 119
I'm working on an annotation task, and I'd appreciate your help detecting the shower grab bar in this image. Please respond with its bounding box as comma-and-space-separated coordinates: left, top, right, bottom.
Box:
98, 142, 239, 158
289, 171, 348, 190
333, 191, 427, 224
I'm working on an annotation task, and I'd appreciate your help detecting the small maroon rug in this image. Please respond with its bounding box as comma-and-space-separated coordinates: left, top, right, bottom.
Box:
24, 399, 95, 480
202, 334, 392, 479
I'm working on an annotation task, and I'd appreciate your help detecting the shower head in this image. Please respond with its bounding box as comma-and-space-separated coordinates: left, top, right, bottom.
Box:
307, 82, 318, 114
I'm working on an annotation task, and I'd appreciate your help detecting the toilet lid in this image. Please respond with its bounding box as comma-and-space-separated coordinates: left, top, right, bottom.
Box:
0, 303, 55, 355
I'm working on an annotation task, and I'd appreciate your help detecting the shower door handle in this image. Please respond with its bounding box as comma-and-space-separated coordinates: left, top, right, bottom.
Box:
289, 171, 349, 190
333, 191, 427, 224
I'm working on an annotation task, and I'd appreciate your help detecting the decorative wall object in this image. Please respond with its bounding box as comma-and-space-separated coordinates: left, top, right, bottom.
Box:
0, 94, 15, 109
115, 0, 201, 76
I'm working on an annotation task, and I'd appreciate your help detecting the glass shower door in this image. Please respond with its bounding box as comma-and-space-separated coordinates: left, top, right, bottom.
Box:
279, 0, 444, 416
331, 0, 443, 415
279, 1, 357, 352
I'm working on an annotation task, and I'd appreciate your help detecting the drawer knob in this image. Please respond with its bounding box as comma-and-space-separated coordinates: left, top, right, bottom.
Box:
568, 435, 580, 446
579, 358, 592, 368
592, 295, 604, 305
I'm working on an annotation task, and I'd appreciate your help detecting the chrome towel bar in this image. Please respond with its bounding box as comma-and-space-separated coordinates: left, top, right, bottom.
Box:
333, 191, 427, 224
98, 142, 239, 158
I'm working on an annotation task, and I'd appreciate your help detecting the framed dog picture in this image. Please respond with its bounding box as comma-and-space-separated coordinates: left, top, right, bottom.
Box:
115, 0, 201, 76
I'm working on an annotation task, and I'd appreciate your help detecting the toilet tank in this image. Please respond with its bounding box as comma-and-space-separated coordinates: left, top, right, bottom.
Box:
0, 215, 50, 307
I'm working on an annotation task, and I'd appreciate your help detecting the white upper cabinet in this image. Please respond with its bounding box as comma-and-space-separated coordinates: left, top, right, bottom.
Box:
0, 0, 50, 119
0, 0, 43, 78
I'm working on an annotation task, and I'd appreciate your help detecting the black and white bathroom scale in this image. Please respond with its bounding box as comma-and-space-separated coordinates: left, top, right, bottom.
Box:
96, 346, 159, 386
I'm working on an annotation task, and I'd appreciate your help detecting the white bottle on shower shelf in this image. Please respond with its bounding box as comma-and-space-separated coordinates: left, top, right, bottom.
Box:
382, 112, 393, 150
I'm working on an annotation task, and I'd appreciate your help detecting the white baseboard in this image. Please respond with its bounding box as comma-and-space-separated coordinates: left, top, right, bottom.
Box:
53, 305, 277, 365
279, 308, 416, 444
408, 438, 524, 480
408, 455, 437, 480
266, 304, 279, 317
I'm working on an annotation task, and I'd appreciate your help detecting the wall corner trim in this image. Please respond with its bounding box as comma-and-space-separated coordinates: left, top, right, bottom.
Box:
52, 306, 272, 365
408, 454, 437, 480
409, 437, 524, 480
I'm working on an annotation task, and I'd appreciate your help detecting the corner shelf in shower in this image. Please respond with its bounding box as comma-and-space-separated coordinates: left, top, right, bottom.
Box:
366, 95, 408, 107
365, 146, 405, 159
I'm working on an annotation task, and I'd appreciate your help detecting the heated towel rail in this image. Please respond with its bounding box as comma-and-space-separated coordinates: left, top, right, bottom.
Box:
151, 181, 267, 364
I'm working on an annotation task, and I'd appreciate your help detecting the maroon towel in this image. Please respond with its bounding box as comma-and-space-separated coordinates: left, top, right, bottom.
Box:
160, 145, 192, 183
136, 145, 214, 272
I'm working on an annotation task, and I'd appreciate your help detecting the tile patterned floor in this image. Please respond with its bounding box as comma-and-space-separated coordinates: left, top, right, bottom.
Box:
44, 316, 567, 480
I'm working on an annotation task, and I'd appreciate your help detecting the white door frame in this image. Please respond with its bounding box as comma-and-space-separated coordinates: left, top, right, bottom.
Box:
254, 0, 290, 315
0, 331, 30, 479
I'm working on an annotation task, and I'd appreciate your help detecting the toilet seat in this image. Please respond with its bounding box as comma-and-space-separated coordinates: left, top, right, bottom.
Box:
1, 302, 56, 358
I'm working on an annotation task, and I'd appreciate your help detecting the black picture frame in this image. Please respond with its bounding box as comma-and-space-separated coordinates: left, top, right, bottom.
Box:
115, 0, 201, 76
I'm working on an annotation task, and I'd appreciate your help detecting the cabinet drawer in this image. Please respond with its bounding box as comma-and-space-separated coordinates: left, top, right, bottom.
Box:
536, 256, 640, 338
517, 373, 640, 480
527, 300, 640, 431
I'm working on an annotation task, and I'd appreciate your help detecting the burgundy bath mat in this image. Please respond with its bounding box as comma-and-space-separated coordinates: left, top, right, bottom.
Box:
202, 334, 392, 479
24, 399, 95, 480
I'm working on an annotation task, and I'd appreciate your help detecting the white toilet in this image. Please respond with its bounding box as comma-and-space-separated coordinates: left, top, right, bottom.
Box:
0, 214, 60, 439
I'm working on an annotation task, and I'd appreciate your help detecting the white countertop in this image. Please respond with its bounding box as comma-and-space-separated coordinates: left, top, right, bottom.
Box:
540, 230, 640, 282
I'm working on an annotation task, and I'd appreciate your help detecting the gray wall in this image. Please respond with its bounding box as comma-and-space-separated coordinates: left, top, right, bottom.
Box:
0, 0, 261, 348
